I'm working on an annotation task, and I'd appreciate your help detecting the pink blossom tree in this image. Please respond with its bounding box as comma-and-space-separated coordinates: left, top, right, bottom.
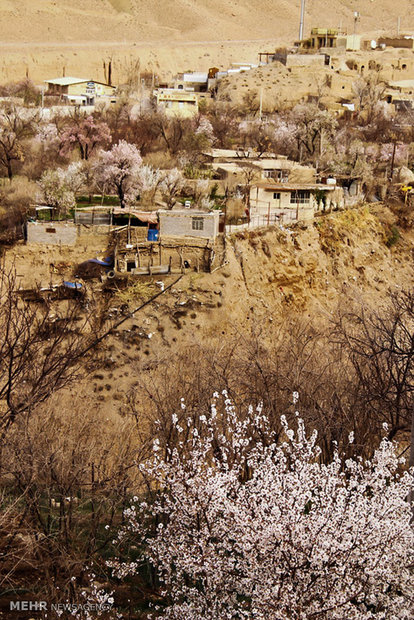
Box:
110, 395, 414, 620
60, 114, 111, 160
93, 140, 143, 209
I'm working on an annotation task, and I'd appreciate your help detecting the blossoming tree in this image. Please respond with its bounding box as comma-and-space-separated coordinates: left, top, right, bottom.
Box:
159, 168, 184, 209
111, 394, 414, 620
60, 114, 111, 160
93, 140, 143, 209
38, 162, 86, 217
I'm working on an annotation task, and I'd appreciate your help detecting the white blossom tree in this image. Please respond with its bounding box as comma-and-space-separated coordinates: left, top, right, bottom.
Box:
193, 178, 209, 205
93, 140, 143, 209
137, 164, 163, 205
160, 168, 184, 209
37, 162, 86, 217
111, 394, 414, 620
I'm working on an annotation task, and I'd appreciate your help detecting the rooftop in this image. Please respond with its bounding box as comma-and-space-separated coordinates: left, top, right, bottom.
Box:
251, 159, 297, 169
203, 148, 285, 160
45, 77, 89, 86
45, 77, 115, 87
183, 72, 208, 83
159, 209, 217, 216
253, 182, 335, 191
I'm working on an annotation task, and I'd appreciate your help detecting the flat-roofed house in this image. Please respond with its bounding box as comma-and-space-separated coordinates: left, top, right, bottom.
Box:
205, 152, 316, 187
155, 89, 204, 118
45, 77, 116, 105
249, 159, 316, 183
174, 72, 209, 92
249, 182, 341, 224
158, 209, 220, 240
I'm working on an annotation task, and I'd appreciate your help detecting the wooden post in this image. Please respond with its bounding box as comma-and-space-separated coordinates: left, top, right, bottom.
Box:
159, 240, 162, 265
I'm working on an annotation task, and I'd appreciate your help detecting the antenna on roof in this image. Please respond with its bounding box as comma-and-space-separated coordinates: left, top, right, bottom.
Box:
299, 0, 306, 40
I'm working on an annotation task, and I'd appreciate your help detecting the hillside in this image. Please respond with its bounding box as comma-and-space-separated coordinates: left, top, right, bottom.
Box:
0, 0, 412, 45
5, 205, 414, 418
0, 0, 413, 83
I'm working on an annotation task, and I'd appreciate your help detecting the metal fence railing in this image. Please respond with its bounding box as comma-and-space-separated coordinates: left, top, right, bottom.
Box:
225, 211, 297, 234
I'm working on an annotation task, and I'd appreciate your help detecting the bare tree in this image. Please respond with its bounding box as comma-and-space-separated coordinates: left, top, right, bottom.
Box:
0, 106, 38, 181
352, 71, 387, 125
333, 291, 414, 444
1, 400, 145, 605
0, 266, 98, 441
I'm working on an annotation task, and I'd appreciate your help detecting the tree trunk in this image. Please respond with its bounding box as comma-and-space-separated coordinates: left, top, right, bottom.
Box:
7, 158, 13, 182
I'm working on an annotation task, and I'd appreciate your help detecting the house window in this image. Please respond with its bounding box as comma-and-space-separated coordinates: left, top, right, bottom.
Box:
290, 190, 311, 204
192, 217, 204, 230
273, 192, 281, 200
264, 169, 288, 182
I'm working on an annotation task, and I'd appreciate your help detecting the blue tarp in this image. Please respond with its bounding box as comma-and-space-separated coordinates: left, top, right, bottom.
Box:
87, 256, 113, 267
63, 281, 83, 290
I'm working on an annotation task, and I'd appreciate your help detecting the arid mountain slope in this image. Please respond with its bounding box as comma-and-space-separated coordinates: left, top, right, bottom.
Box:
0, 0, 412, 44
0, 1, 412, 83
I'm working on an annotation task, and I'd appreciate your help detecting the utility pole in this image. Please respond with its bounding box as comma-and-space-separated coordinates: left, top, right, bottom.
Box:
299, 0, 306, 41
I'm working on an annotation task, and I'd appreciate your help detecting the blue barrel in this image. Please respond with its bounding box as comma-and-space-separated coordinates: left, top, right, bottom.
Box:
147, 229, 159, 241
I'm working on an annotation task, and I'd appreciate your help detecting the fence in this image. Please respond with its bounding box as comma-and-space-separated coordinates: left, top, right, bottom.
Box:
74, 211, 112, 225
225, 211, 297, 235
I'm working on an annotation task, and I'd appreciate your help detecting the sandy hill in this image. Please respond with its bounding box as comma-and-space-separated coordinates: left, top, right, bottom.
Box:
0, 0, 412, 84
0, 0, 412, 44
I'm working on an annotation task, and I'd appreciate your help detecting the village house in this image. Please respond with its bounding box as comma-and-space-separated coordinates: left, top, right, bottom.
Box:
249, 159, 316, 183
44, 77, 116, 105
158, 209, 220, 241
154, 89, 208, 118
249, 181, 342, 224
174, 72, 209, 92
377, 36, 414, 50
204, 150, 316, 186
